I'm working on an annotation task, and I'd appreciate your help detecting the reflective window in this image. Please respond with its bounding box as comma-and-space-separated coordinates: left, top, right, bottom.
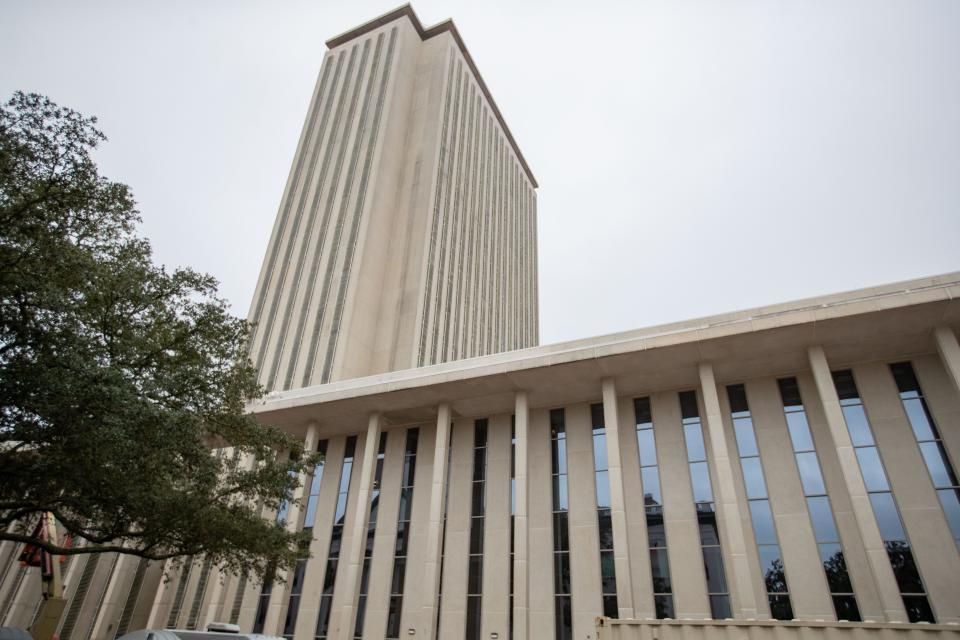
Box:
796, 452, 827, 495
316, 436, 357, 639
740, 457, 768, 499
785, 411, 815, 453
465, 420, 488, 640
635, 397, 673, 618
749, 499, 777, 545
551, 409, 572, 639
728, 383, 792, 620
355, 433, 388, 639
855, 447, 889, 492
841, 405, 874, 447
591, 402, 618, 617
833, 369, 932, 623
385, 428, 420, 639
807, 496, 839, 542
734, 417, 759, 457
679, 390, 730, 619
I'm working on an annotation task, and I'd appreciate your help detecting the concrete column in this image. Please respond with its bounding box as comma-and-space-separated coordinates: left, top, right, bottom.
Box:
601, 378, 636, 619
335, 414, 382, 640
806, 346, 906, 622
264, 422, 318, 634
934, 326, 960, 396
512, 392, 530, 640
697, 362, 758, 619
145, 560, 172, 629
419, 403, 451, 639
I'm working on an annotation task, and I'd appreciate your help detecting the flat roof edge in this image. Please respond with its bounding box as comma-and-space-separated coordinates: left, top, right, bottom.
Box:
325, 4, 538, 188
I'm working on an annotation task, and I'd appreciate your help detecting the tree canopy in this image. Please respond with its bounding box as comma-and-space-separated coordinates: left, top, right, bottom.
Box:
0, 92, 313, 577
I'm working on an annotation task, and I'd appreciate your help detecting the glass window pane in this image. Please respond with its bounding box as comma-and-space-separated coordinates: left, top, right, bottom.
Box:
919, 441, 958, 488
841, 405, 874, 447
555, 596, 572, 640
650, 548, 672, 593
402, 455, 416, 487
690, 462, 713, 503
768, 594, 793, 620
807, 496, 839, 543
870, 492, 905, 541
641, 466, 662, 509
470, 518, 484, 554
553, 475, 569, 511
758, 545, 788, 593
733, 418, 758, 457
386, 596, 402, 637
553, 512, 569, 551
741, 457, 768, 499
698, 510, 721, 546
467, 556, 482, 594
398, 488, 413, 522
466, 595, 481, 640
391, 558, 406, 595
709, 594, 732, 620
603, 595, 619, 618
654, 594, 675, 619
593, 433, 608, 470
903, 398, 936, 441
902, 595, 935, 623
749, 500, 777, 545
600, 550, 617, 594
598, 509, 614, 549
595, 470, 611, 508
304, 494, 319, 528
855, 447, 889, 492
786, 412, 815, 452
472, 482, 485, 515
885, 542, 924, 594
553, 438, 567, 475
473, 448, 486, 480
637, 429, 658, 466
702, 546, 728, 593
819, 544, 853, 593
832, 595, 861, 622
647, 521, 667, 548
796, 452, 826, 496
394, 522, 408, 555
937, 488, 960, 540
684, 424, 706, 462
335, 493, 348, 522
554, 553, 571, 594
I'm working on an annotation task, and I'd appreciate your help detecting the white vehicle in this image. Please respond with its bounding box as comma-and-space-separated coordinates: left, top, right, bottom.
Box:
116, 624, 282, 640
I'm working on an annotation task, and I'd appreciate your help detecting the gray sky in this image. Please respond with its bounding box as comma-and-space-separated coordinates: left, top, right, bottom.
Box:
3, 0, 959, 346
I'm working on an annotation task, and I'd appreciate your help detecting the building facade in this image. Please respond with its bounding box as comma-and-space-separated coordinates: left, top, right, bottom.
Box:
246, 5, 539, 391
3, 6, 960, 640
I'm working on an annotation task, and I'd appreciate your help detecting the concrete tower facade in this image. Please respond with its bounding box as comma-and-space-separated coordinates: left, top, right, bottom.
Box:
247, 6, 539, 392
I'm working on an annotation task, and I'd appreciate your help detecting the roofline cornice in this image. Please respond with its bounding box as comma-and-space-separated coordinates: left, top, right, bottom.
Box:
325, 4, 539, 188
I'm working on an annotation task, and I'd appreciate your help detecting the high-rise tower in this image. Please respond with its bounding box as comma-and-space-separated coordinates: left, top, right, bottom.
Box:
247, 5, 539, 391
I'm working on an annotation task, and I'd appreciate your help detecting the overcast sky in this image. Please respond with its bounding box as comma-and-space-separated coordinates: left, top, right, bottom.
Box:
3, 1, 959, 346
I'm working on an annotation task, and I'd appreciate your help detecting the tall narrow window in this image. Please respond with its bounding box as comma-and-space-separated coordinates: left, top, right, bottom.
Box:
509, 416, 516, 639
354, 433, 387, 639
634, 398, 674, 618
726, 384, 793, 620
678, 390, 731, 619
386, 428, 419, 639
551, 409, 572, 640
255, 453, 300, 634
316, 436, 358, 640
832, 370, 934, 623
591, 403, 618, 618
466, 420, 488, 640
283, 440, 329, 639
776, 378, 860, 621
889, 362, 960, 550
435, 424, 453, 638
